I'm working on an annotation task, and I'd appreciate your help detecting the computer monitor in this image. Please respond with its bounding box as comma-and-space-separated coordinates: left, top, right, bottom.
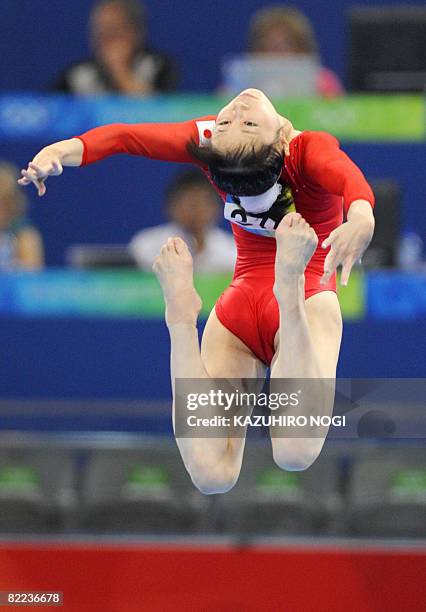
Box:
66, 245, 136, 269
362, 179, 401, 268
348, 6, 426, 92
221, 54, 320, 98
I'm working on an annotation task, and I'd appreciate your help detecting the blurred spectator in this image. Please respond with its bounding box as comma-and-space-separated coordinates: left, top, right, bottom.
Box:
247, 5, 343, 98
0, 162, 44, 270
55, 0, 177, 95
130, 170, 236, 273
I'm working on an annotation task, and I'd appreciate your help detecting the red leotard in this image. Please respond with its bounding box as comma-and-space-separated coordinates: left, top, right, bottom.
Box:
76, 117, 374, 365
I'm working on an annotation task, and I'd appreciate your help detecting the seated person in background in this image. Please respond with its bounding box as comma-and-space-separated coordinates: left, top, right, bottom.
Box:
130, 169, 237, 273
247, 5, 343, 98
55, 0, 177, 95
0, 162, 44, 270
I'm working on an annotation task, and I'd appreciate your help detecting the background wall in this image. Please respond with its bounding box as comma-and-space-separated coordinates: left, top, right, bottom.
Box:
0, 317, 424, 403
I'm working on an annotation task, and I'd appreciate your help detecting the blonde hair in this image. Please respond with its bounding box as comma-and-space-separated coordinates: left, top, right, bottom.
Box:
248, 5, 318, 56
0, 162, 26, 219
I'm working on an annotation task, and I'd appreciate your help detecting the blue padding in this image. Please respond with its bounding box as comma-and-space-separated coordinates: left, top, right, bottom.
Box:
367, 271, 426, 319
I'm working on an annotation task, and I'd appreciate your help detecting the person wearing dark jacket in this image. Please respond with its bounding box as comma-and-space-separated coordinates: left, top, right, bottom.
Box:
54, 0, 177, 95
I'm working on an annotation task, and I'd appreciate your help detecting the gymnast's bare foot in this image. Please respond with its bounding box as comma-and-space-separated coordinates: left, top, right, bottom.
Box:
274, 212, 318, 302
153, 236, 202, 326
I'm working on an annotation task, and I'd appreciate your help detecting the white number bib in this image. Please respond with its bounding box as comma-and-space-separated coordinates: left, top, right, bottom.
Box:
224, 196, 288, 238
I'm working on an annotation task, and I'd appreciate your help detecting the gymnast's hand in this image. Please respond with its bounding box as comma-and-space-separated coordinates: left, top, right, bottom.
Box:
18, 149, 63, 197
320, 200, 375, 286
18, 138, 84, 197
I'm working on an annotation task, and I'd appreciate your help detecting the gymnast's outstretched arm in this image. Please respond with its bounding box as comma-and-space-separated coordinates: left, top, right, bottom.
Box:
18, 117, 215, 196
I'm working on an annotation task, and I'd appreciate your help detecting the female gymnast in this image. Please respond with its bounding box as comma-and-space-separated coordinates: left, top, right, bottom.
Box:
19, 88, 375, 494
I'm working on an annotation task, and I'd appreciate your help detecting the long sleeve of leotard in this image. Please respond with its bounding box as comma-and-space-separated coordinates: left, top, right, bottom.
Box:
75, 116, 216, 166
302, 132, 375, 214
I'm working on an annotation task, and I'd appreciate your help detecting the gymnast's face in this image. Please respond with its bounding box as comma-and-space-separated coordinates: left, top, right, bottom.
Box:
212, 89, 283, 153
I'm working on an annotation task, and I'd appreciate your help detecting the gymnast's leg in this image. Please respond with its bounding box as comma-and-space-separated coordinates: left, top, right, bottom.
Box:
269, 213, 343, 470
153, 236, 265, 494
